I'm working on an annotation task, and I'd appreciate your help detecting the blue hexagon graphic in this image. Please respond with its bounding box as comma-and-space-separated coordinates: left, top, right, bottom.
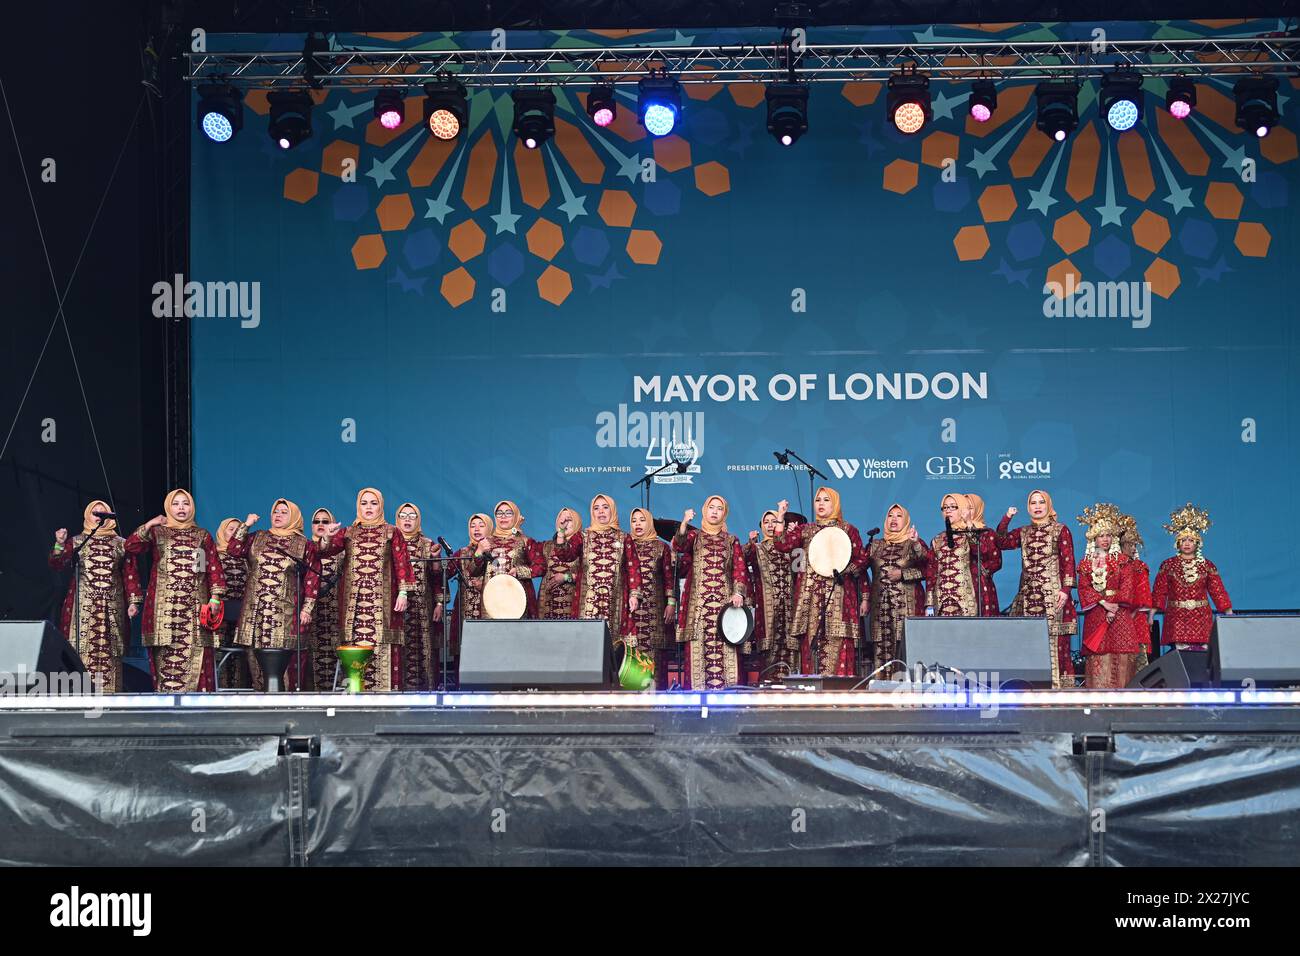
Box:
688, 106, 730, 147
1092, 234, 1131, 279
332, 183, 369, 222
1005, 220, 1045, 262
1177, 218, 1217, 261
1251, 170, 1287, 210
402, 228, 442, 271
932, 176, 971, 213
571, 226, 610, 267
488, 242, 524, 286
643, 177, 682, 217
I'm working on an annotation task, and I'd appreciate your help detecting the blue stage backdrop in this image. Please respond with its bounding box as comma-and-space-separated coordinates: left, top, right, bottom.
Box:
191, 20, 1299, 610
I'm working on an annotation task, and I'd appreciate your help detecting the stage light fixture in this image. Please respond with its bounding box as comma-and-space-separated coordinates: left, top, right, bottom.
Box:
373, 89, 405, 130
423, 79, 468, 140
1035, 81, 1079, 142
638, 73, 682, 137
586, 84, 617, 127
197, 84, 243, 143
1100, 70, 1144, 132
267, 90, 314, 150
887, 70, 931, 135
1234, 76, 1279, 138
968, 80, 997, 123
1165, 76, 1196, 120
512, 88, 556, 149
765, 82, 809, 146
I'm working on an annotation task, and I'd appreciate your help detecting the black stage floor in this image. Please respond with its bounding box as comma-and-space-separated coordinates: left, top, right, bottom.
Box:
1, 689, 1297, 866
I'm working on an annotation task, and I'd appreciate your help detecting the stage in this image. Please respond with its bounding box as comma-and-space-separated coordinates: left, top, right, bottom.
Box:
1, 689, 1297, 866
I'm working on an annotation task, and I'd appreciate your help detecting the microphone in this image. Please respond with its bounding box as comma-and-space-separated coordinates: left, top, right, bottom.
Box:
945, 516, 954, 549
773, 450, 789, 466
92, 511, 117, 520
436, 536, 454, 556
865, 527, 880, 537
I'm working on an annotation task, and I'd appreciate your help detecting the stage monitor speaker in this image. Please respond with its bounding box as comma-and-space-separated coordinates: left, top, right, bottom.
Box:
1129, 649, 1211, 689
459, 619, 612, 690
0, 620, 86, 692
1210, 614, 1300, 688
904, 616, 1052, 687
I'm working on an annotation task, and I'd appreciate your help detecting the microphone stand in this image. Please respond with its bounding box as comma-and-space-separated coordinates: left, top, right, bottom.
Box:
409, 552, 449, 690
952, 527, 987, 617
859, 527, 877, 678
65, 519, 108, 686
781, 448, 827, 513
630, 460, 684, 512
267, 542, 318, 692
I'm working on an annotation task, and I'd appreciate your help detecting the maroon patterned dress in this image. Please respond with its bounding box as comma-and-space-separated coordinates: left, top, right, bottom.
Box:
673, 528, 749, 690
553, 528, 642, 642
995, 516, 1077, 688
49, 534, 142, 693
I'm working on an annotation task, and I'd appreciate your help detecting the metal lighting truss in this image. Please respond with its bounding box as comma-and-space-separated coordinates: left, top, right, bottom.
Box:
188, 36, 1300, 88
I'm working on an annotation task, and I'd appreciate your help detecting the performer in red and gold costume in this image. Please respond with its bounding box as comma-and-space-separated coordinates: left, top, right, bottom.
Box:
926, 494, 981, 618
48, 500, 143, 693
864, 503, 928, 676
995, 490, 1078, 688
552, 494, 641, 641
471, 500, 543, 618
1119, 515, 1155, 670
395, 502, 443, 692
1152, 502, 1232, 650
213, 517, 250, 688
125, 488, 227, 692
1076, 503, 1142, 688
308, 508, 345, 691
961, 493, 1003, 615
319, 488, 413, 691
673, 496, 749, 690
445, 513, 491, 686
628, 507, 675, 687
773, 487, 868, 676
745, 510, 798, 679
539, 508, 583, 620
225, 499, 319, 691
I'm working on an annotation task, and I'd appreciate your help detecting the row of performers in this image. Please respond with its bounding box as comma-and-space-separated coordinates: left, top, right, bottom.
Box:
48, 487, 1231, 694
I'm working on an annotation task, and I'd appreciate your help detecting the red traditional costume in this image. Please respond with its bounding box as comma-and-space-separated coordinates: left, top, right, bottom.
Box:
319, 488, 415, 691
673, 496, 750, 690
48, 500, 143, 693
538, 508, 582, 620
469, 500, 543, 618
628, 508, 676, 688
995, 490, 1077, 688
865, 504, 928, 676
395, 502, 442, 692
125, 488, 227, 692
1119, 515, 1154, 668
551, 495, 642, 642
445, 513, 491, 684
926, 494, 989, 617
744, 511, 798, 678
962, 494, 1003, 615
1076, 503, 1141, 688
1152, 503, 1232, 649
308, 508, 345, 691
773, 487, 867, 676
225, 499, 320, 691
214, 518, 250, 688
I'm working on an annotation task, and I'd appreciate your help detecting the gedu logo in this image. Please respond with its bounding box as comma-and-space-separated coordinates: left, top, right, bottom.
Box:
997, 454, 1052, 480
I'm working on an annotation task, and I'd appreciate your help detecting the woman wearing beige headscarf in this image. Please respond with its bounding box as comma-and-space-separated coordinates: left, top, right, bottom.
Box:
394, 502, 444, 692
308, 508, 345, 690
317, 488, 414, 691
628, 507, 675, 685
48, 500, 143, 693
925, 493, 1000, 617
125, 489, 227, 692
470, 500, 543, 618
212, 517, 250, 689
961, 493, 1003, 615
864, 503, 928, 675
224, 499, 321, 690
551, 494, 642, 641
444, 513, 492, 687
673, 495, 748, 689
996, 489, 1078, 688
744, 510, 798, 678
539, 507, 583, 620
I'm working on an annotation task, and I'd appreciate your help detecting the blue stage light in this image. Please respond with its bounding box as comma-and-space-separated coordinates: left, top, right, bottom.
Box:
638, 73, 682, 137
1101, 71, 1144, 133
643, 103, 677, 136
197, 84, 243, 143
1106, 98, 1140, 132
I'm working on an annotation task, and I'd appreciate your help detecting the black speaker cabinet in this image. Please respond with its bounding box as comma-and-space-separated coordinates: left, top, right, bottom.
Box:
1210, 614, 1300, 688
1129, 649, 1211, 689
459, 619, 612, 689
0, 620, 86, 692
903, 616, 1052, 687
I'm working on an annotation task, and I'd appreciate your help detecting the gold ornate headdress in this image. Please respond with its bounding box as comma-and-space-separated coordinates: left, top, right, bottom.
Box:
1164, 502, 1210, 546
1077, 502, 1123, 542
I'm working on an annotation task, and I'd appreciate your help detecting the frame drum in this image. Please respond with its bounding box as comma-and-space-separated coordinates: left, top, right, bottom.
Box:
718, 604, 755, 646
482, 574, 527, 619
808, 525, 852, 577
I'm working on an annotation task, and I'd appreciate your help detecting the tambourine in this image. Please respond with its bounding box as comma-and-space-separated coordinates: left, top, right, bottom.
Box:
482, 574, 527, 619
808, 525, 852, 577
718, 604, 755, 646
199, 600, 226, 630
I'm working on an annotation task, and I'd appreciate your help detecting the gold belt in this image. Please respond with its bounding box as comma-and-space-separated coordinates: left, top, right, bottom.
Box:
1171, 599, 1208, 610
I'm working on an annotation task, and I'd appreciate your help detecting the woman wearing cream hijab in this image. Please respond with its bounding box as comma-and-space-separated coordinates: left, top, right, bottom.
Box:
551, 494, 642, 640
864, 503, 928, 676
126, 489, 228, 692
471, 499, 543, 618
539, 507, 583, 620
308, 507, 346, 691
672, 495, 749, 689
959, 493, 1003, 616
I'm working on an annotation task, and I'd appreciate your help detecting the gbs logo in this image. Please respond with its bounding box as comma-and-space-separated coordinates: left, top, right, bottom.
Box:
998, 456, 1051, 480
925, 455, 976, 478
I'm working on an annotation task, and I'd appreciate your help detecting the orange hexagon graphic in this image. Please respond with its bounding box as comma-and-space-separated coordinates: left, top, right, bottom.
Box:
1052, 211, 1091, 254
537, 265, 573, 306
694, 161, 731, 197
1144, 258, 1181, 299
1234, 222, 1271, 257
1204, 181, 1244, 220
598, 189, 636, 227
440, 267, 475, 308
978, 184, 1017, 222
376, 193, 415, 232
350, 234, 386, 270
526, 217, 564, 262
1044, 259, 1084, 298
1260, 125, 1298, 165
283, 168, 319, 204
921, 130, 960, 168
1131, 210, 1171, 253
653, 135, 692, 172
321, 140, 360, 179
953, 225, 990, 261
882, 159, 919, 194
840, 82, 883, 106
626, 229, 663, 265
448, 219, 487, 262
727, 84, 765, 108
